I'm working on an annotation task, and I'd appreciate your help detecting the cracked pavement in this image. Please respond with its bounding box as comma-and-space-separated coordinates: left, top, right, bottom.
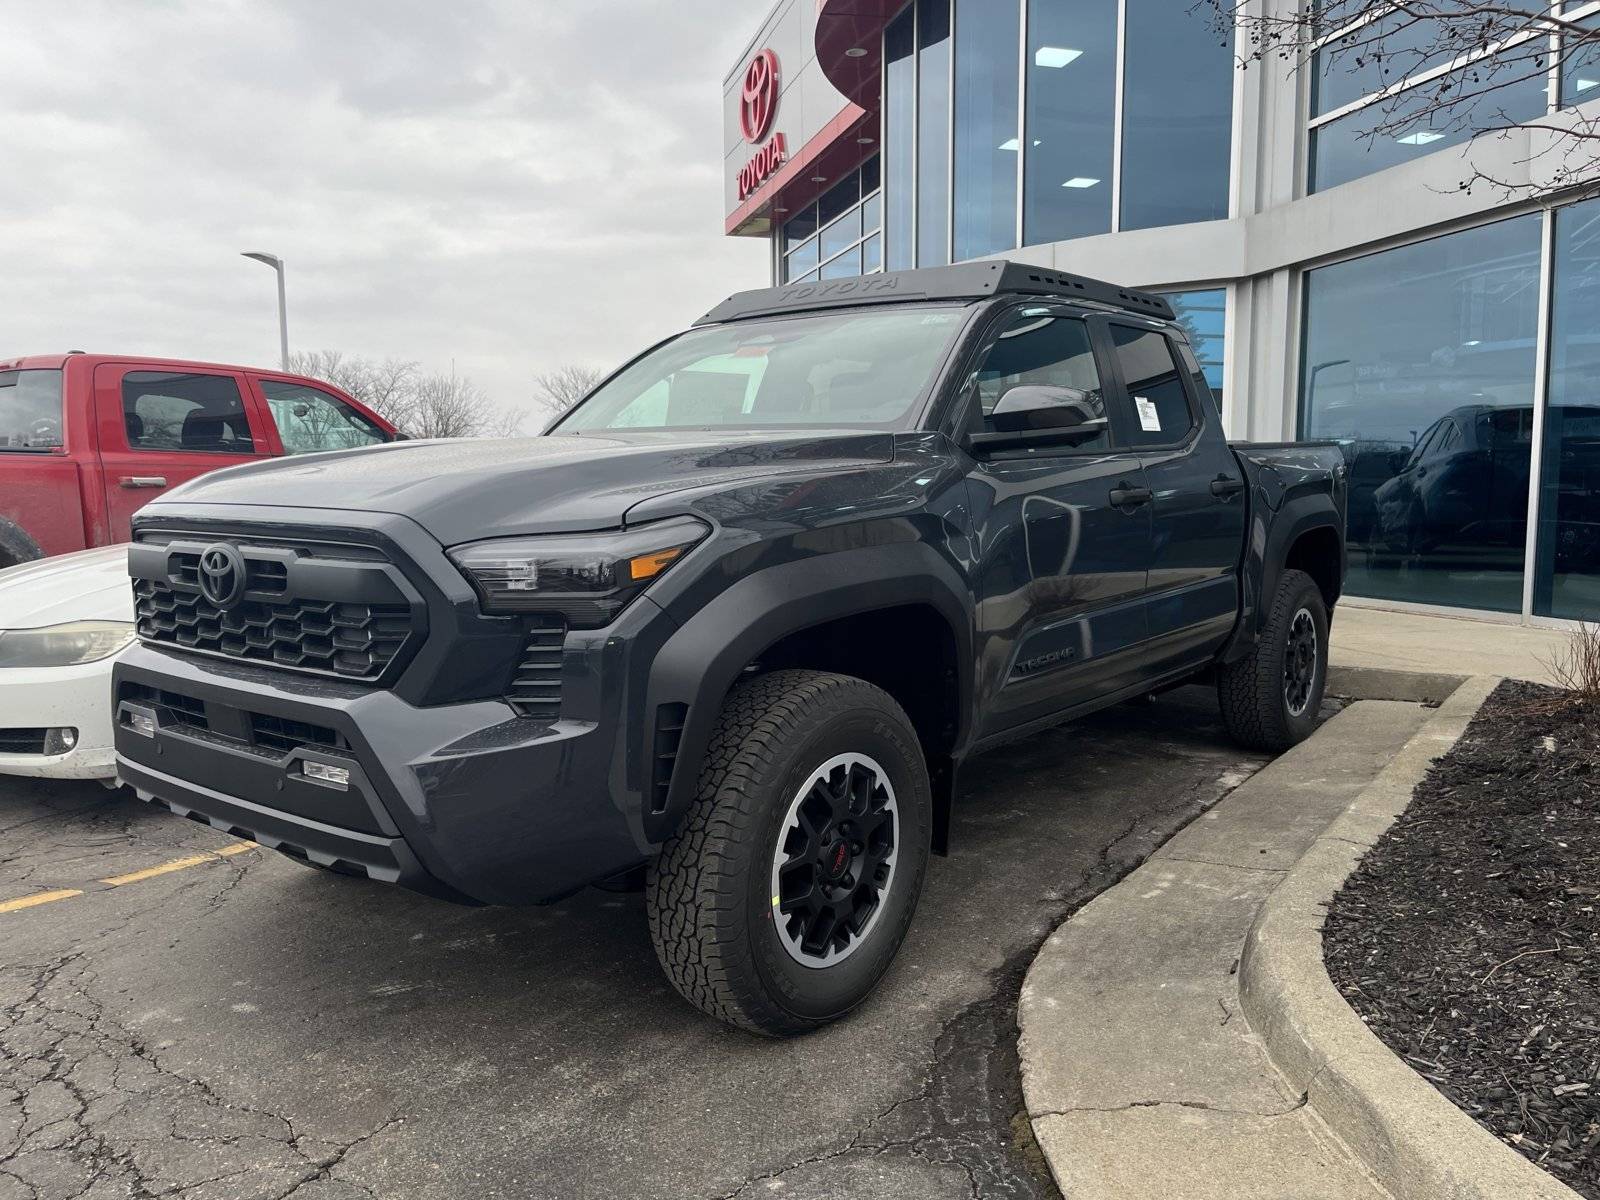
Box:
1, 687, 1268, 1199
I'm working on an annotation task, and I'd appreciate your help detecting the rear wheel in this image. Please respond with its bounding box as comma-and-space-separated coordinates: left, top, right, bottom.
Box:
1217, 568, 1329, 752
647, 670, 931, 1036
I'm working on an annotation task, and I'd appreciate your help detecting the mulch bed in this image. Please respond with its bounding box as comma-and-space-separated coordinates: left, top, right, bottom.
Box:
1324, 679, 1600, 1198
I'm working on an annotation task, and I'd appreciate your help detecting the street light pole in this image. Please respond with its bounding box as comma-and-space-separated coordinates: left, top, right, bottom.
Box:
241, 251, 289, 370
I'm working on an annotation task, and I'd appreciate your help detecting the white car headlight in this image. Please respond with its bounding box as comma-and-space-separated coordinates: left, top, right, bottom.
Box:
0, 621, 136, 667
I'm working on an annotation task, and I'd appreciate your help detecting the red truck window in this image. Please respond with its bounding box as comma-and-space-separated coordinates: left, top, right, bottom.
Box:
123, 371, 255, 453
259, 380, 389, 455
0, 368, 65, 451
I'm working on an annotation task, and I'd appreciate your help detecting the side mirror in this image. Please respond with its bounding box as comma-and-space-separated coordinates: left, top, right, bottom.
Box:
970, 385, 1108, 455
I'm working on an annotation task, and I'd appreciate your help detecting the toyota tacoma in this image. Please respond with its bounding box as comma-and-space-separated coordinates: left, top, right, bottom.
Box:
113, 261, 1347, 1036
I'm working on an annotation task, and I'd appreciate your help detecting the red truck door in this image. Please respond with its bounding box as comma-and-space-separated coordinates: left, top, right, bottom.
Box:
0, 363, 86, 563
93, 363, 272, 542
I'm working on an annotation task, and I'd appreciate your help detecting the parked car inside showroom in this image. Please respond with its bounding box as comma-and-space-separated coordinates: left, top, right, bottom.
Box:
0, 545, 134, 781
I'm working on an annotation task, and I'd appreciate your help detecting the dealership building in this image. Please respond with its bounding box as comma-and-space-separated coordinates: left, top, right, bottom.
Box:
722, 1, 1600, 626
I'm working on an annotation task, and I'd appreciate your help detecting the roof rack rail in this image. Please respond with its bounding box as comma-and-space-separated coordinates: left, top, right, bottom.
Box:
695, 260, 1175, 325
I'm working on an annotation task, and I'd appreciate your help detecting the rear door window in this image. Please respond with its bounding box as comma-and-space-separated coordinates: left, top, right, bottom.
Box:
0, 368, 65, 450
259, 380, 390, 455
1106, 325, 1198, 447
122, 372, 256, 453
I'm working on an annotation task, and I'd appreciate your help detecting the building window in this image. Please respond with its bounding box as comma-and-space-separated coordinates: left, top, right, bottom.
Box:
1308, 11, 1554, 193
1120, 0, 1234, 230
885, 7, 917, 270
1533, 198, 1600, 620
1164, 289, 1226, 408
1300, 214, 1542, 613
1022, 0, 1116, 246
916, 0, 953, 267
952, 0, 1020, 261
779, 158, 883, 283
1560, 14, 1600, 107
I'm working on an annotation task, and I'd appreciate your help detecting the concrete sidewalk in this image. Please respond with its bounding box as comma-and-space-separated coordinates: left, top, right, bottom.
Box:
1331, 602, 1571, 684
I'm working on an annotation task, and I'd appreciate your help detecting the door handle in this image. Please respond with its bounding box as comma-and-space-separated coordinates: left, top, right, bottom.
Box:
118, 476, 167, 489
1108, 483, 1153, 509
1210, 475, 1246, 499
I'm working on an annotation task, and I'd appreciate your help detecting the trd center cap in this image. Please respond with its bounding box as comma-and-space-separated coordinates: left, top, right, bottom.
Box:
822, 839, 851, 882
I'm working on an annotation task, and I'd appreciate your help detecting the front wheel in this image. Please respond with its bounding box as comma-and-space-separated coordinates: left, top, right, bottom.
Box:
1217, 568, 1330, 752
646, 670, 932, 1036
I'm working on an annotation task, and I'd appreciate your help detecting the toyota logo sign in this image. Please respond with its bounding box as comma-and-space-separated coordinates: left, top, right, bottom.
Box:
740, 49, 780, 144
197, 543, 247, 610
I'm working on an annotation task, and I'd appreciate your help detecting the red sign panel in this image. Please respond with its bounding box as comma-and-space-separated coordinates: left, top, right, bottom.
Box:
740, 49, 781, 144
738, 132, 788, 201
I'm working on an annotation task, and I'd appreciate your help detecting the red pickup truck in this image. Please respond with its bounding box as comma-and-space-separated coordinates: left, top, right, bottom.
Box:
0, 353, 398, 566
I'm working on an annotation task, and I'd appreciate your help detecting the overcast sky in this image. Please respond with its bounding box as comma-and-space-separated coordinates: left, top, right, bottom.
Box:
0, 0, 767, 421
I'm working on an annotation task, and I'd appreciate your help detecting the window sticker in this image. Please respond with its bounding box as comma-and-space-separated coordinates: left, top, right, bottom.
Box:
1135, 396, 1161, 432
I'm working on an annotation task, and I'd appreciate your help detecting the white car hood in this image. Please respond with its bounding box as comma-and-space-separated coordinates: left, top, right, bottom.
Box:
0, 545, 134, 628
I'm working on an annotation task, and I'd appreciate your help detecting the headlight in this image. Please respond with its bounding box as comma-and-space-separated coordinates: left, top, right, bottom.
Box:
0, 620, 136, 667
447, 516, 710, 627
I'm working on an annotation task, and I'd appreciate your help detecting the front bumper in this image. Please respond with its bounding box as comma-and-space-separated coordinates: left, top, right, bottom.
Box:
113, 635, 657, 906
0, 657, 120, 781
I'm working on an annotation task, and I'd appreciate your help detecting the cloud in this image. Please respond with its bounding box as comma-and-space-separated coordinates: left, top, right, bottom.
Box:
0, 0, 768, 417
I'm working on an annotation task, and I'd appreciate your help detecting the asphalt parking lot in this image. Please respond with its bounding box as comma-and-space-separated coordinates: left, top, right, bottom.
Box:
1, 687, 1270, 1200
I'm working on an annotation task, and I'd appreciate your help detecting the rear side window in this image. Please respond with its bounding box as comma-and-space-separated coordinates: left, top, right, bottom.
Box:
0, 368, 64, 451
122, 372, 255, 453
1108, 325, 1196, 447
260, 381, 389, 455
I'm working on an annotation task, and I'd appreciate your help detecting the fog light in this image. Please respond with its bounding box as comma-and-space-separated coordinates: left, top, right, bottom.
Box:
127, 712, 156, 738
42, 727, 80, 754
303, 761, 350, 789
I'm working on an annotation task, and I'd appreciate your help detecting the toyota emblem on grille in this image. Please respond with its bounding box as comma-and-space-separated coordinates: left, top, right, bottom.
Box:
197, 543, 246, 609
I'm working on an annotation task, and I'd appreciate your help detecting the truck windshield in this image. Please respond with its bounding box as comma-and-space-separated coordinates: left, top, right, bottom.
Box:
554, 305, 970, 433
0, 368, 64, 451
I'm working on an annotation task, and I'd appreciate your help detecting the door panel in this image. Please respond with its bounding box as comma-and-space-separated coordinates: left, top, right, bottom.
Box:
94, 365, 268, 542
956, 305, 1155, 739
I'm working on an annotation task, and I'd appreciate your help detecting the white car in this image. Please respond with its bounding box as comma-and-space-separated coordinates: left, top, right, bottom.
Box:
0, 545, 134, 782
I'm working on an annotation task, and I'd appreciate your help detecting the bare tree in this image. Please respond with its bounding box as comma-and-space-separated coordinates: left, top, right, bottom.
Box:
288, 350, 521, 438
287, 350, 419, 427
408, 372, 522, 439
1205, 1, 1600, 198
532, 365, 605, 425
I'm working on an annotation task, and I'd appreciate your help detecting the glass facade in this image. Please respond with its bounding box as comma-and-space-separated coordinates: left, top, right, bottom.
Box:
1561, 16, 1600, 107
1535, 199, 1600, 619
952, 0, 1020, 261
780, 158, 883, 284
1164, 289, 1226, 408
1301, 215, 1543, 613
878, 0, 1234, 266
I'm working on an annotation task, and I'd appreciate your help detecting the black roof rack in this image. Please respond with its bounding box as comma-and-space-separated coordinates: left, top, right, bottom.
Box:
694, 260, 1175, 325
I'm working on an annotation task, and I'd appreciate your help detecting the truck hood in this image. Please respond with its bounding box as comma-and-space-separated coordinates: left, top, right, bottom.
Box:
153, 430, 896, 545
0, 545, 133, 628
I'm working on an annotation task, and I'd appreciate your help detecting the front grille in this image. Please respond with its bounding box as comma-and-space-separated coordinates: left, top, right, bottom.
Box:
123, 683, 348, 759
0, 729, 47, 754
506, 617, 565, 719
130, 532, 421, 681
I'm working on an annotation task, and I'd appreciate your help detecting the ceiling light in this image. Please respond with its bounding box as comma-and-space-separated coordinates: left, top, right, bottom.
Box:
1396, 130, 1445, 145
810, 175, 828, 182
857, 136, 876, 144
1577, 76, 1600, 91
845, 47, 869, 58
998, 137, 1020, 151
1061, 176, 1101, 188
1032, 139, 1043, 146
1035, 46, 1082, 69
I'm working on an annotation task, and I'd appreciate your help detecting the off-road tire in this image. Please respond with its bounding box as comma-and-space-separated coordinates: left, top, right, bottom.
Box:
1217, 568, 1329, 752
646, 670, 932, 1037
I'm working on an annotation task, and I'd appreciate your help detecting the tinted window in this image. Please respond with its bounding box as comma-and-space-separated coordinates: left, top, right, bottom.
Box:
122, 372, 255, 453
1562, 17, 1600, 107
261, 381, 389, 455
1165, 289, 1227, 409
1311, 11, 1453, 117
1301, 214, 1541, 613
1109, 326, 1195, 446
1120, 0, 1233, 230
971, 310, 1110, 450
556, 306, 969, 433
885, 8, 917, 271
0, 368, 64, 451
917, 0, 952, 267
953, 0, 1020, 261
1023, 0, 1116, 244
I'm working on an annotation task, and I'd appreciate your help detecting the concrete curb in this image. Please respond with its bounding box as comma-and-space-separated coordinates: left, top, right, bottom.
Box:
1238, 674, 1583, 1200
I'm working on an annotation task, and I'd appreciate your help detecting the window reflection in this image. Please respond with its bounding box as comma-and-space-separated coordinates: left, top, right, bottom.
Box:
1301, 215, 1542, 612
953, 0, 1020, 260
885, 8, 917, 270
1022, 0, 1116, 245
1534, 199, 1600, 620
1163, 289, 1227, 409
917, 0, 952, 266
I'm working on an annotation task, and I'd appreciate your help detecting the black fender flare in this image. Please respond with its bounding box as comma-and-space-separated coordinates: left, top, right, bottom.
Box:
641, 542, 973, 849
0, 518, 43, 569
1223, 493, 1344, 665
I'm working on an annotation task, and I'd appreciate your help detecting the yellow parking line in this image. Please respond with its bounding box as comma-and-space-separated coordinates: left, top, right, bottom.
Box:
99, 841, 258, 887
0, 889, 85, 914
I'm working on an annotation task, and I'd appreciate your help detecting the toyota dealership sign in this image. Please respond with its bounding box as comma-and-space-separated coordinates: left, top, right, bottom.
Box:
736, 48, 786, 201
